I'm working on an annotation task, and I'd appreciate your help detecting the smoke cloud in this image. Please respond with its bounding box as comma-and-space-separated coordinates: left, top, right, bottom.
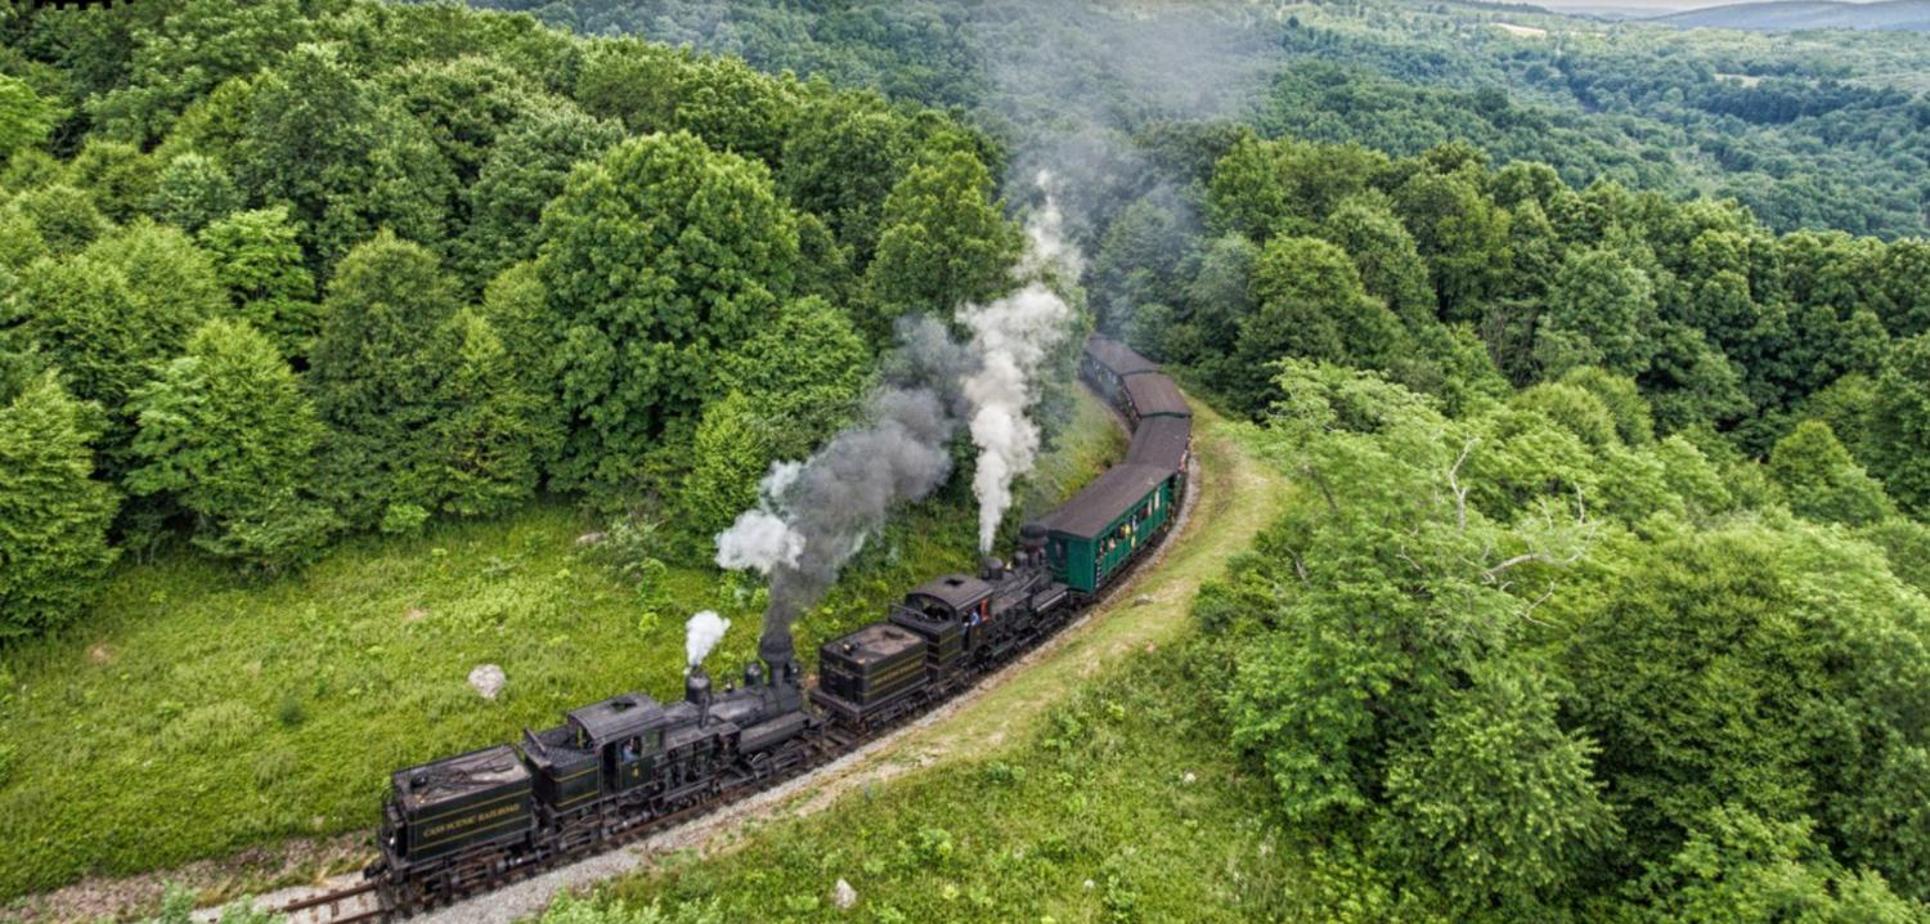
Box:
715, 318, 970, 658
1019, 171, 1084, 280
684, 610, 731, 671
711, 464, 804, 575
958, 177, 1077, 550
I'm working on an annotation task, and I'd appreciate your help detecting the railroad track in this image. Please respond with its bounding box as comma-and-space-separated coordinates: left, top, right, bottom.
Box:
275, 881, 382, 923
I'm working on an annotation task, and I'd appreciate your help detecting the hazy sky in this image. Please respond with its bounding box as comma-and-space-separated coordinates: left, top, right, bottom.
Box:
1531, 0, 1881, 12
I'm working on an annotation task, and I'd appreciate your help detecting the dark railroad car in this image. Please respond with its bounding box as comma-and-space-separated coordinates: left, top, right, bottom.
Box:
1124, 415, 1192, 478
1082, 335, 1160, 403
382, 744, 534, 865
1085, 335, 1160, 377
889, 573, 990, 671
522, 694, 664, 814
1038, 463, 1176, 593
814, 622, 929, 720
1121, 372, 1190, 424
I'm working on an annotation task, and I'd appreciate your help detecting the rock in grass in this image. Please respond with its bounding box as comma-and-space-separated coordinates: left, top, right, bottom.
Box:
833, 878, 857, 911
468, 664, 506, 700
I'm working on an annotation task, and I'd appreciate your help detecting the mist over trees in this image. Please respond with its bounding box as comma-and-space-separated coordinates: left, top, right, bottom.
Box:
478, 0, 1930, 240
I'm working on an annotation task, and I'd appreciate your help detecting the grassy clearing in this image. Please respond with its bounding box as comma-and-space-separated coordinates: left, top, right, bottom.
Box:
555, 404, 1297, 922
0, 391, 1125, 906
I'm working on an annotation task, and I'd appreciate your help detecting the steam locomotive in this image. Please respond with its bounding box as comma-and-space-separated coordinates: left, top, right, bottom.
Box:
367, 335, 1191, 913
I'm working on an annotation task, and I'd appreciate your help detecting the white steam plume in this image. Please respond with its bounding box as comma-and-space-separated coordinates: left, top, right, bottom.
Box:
957, 175, 1077, 551
959, 283, 1071, 549
1021, 170, 1084, 279
684, 610, 731, 671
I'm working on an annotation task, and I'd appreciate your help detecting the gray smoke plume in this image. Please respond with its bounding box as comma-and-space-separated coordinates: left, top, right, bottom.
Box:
715, 317, 970, 658
958, 174, 1078, 551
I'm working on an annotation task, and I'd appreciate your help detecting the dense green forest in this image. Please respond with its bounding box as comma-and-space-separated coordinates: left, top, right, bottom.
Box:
1, 0, 1928, 920
0, 0, 1030, 641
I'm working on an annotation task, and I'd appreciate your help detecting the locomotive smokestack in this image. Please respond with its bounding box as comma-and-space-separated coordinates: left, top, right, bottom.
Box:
1020, 522, 1047, 568
757, 623, 803, 711
758, 625, 796, 683
685, 666, 713, 726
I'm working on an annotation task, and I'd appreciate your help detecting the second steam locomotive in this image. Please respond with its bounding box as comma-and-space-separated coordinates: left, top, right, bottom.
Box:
368, 334, 1192, 913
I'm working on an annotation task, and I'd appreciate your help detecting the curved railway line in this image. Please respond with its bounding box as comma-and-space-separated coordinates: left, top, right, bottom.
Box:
261, 335, 1196, 923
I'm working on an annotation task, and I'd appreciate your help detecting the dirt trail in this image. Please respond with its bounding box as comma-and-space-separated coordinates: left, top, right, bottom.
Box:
18, 398, 1284, 924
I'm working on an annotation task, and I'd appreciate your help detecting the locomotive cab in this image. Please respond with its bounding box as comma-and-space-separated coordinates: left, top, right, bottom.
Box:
522, 693, 668, 812
577, 694, 670, 794
891, 574, 991, 671
899, 574, 992, 624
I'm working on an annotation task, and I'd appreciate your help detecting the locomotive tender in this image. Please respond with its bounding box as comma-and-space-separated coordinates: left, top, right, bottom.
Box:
368, 335, 1191, 913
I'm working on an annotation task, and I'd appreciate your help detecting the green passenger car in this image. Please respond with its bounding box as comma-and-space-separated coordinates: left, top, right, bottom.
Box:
1036, 463, 1176, 593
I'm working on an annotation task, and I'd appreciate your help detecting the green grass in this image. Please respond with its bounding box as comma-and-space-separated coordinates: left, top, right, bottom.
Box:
0, 392, 1126, 904
540, 404, 1302, 923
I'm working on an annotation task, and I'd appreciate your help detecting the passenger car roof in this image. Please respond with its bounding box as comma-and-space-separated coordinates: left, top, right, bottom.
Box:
1125, 415, 1192, 472
1037, 463, 1172, 538
1086, 335, 1160, 377
1124, 373, 1190, 419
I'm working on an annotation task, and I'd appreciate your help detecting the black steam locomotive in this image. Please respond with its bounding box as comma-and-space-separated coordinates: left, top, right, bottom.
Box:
367, 335, 1191, 913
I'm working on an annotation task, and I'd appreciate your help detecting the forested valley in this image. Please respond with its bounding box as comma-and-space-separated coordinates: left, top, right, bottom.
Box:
1, 0, 1927, 921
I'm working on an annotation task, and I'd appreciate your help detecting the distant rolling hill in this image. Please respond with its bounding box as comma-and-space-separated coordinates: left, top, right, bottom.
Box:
1652, 0, 1930, 30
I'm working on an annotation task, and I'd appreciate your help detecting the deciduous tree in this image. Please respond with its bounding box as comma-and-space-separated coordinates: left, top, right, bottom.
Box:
538, 131, 800, 496
0, 373, 118, 638
429, 309, 544, 518
1768, 420, 1894, 526
460, 106, 623, 286
864, 143, 1021, 328
1536, 247, 1658, 377
197, 207, 318, 358
0, 74, 55, 158
1232, 236, 1402, 416
150, 153, 241, 232
127, 319, 337, 570
233, 44, 455, 269
308, 232, 459, 528
1867, 334, 1930, 517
